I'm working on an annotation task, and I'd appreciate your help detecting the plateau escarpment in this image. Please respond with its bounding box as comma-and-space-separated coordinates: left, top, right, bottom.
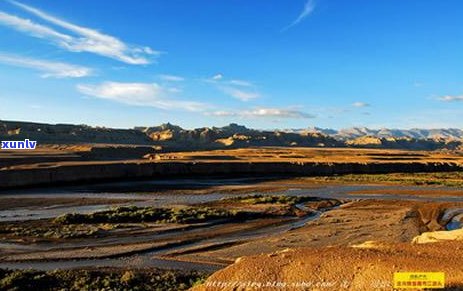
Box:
1, 147, 463, 188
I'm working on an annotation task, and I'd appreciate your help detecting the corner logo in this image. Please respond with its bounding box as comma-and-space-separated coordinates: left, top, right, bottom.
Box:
1, 139, 37, 150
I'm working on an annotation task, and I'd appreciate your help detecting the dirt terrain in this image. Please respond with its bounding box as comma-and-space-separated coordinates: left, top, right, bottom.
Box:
190, 197, 463, 290
1, 146, 463, 289
194, 241, 463, 290
0, 175, 463, 289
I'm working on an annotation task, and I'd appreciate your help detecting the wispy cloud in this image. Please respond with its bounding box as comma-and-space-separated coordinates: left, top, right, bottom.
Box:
0, 53, 93, 78
77, 82, 205, 111
0, 1, 157, 64
158, 74, 185, 82
206, 73, 261, 101
220, 86, 260, 101
439, 95, 463, 102
212, 73, 223, 81
207, 107, 315, 119
206, 111, 236, 117
229, 79, 253, 87
352, 101, 370, 108
0, 11, 70, 40
283, 0, 316, 31
243, 108, 315, 119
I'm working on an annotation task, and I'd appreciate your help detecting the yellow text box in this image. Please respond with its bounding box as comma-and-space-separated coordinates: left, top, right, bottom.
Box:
394, 272, 445, 289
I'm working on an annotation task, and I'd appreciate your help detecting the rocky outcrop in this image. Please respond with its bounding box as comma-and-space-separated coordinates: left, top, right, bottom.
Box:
412, 229, 463, 244
345, 136, 383, 147
136, 123, 343, 149
0, 120, 152, 145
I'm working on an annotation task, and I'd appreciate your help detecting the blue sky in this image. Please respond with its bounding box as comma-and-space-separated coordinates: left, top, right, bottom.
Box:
0, 0, 462, 129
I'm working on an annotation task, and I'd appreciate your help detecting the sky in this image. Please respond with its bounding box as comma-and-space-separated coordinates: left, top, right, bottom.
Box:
0, 0, 462, 130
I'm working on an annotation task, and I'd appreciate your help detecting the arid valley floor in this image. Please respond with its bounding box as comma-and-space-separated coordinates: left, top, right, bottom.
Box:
1, 146, 463, 290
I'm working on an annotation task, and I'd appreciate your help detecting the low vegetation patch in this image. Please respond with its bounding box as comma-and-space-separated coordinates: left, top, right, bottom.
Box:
225, 194, 317, 205
0, 223, 119, 239
311, 172, 463, 187
54, 206, 255, 225
0, 268, 207, 291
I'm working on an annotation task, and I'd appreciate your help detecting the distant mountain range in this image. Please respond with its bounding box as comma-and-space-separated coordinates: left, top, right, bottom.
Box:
1, 120, 462, 151
302, 127, 463, 141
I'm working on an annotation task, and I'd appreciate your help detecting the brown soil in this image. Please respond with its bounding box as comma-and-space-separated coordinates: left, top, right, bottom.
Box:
190, 199, 463, 290
0, 218, 290, 262
175, 200, 422, 266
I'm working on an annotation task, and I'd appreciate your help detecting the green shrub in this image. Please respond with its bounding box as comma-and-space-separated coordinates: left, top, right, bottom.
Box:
54, 206, 254, 225
226, 194, 316, 205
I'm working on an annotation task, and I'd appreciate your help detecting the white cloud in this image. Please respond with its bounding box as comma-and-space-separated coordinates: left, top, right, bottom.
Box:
229, 79, 253, 87
28, 104, 43, 109
159, 74, 185, 82
0, 53, 93, 78
206, 111, 237, 117
220, 86, 260, 101
205, 74, 261, 101
212, 73, 223, 80
283, 0, 316, 31
207, 108, 315, 119
352, 101, 370, 108
243, 108, 315, 119
1, 1, 158, 64
77, 82, 204, 111
439, 95, 463, 102
167, 87, 182, 93
0, 11, 71, 41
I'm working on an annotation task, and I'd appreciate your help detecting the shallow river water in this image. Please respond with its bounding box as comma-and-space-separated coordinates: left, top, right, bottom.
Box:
1, 177, 462, 271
